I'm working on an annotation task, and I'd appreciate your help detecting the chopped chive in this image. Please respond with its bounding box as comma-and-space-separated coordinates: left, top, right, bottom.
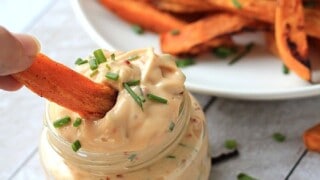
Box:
93, 49, 107, 64
179, 143, 189, 148
178, 101, 184, 115
123, 83, 143, 108
170, 29, 180, 35
147, 93, 168, 104
53, 116, 71, 128
128, 153, 137, 161
131, 24, 144, 34
105, 72, 119, 81
137, 87, 146, 103
89, 58, 98, 70
71, 140, 81, 152
90, 70, 99, 77
128, 55, 140, 61
110, 53, 115, 61
166, 155, 176, 159
224, 139, 237, 150
73, 118, 82, 127
178, 143, 198, 152
139, 95, 146, 103
272, 132, 286, 142
105, 64, 111, 70
229, 42, 254, 65
168, 121, 175, 132
232, 0, 242, 9
237, 173, 257, 180
75, 58, 88, 65
126, 79, 140, 86
282, 64, 290, 75
212, 46, 237, 59
175, 57, 195, 68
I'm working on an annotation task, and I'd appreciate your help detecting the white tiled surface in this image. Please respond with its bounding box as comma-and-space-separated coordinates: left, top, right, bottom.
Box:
1, 1, 320, 180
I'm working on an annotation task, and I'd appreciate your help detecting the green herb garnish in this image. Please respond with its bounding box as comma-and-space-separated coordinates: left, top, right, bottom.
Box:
169, 121, 175, 132
105, 72, 119, 81
170, 29, 180, 35
272, 132, 286, 142
93, 49, 107, 64
178, 143, 198, 152
224, 139, 237, 150
110, 53, 115, 61
131, 24, 144, 34
89, 58, 98, 70
128, 154, 137, 161
237, 173, 257, 180
232, 0, 242, 9
106, 64, 111, 70
282, 64, 290, 75
71, 140, 81, 152
229, 42, 254, 65
166, 155, 176, 159
53, 116, 71, 128
73, 118, 82, 127
147, 93, 168, 104
126, 79, 140, 86
175, 57, 195, 68
90, 70, 99, 77
128, 55, 140, 61
75, 58, 88, 65
123, 83, 143, 109
212, 46, 237, 59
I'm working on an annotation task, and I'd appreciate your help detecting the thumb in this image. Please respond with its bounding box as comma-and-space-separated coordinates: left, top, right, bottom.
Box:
0, 27, 40, 76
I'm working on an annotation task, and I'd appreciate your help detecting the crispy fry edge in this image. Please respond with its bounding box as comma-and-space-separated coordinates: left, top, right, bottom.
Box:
12, 53, 117, 120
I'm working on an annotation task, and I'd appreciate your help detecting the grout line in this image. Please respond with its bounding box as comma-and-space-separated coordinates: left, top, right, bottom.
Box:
21, 0, 57, 33
203, 96, 217, 113
284, 149, 308, 180
8, 147, 38, 180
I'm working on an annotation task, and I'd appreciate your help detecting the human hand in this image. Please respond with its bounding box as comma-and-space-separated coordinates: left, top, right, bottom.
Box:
0, 26, 40, 91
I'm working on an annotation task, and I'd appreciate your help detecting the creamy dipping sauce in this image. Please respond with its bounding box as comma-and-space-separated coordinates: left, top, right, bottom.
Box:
49, 48, 185, 152
40, 48, 211, 179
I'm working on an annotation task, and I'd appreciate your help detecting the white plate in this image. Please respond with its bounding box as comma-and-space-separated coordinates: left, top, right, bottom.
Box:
71, 0, 320, 100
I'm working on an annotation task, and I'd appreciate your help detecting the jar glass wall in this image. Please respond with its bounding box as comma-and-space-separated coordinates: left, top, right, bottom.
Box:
39, 92, 211, 180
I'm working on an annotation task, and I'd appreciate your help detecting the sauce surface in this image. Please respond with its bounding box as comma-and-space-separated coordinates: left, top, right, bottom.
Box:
49, 48, 186, 152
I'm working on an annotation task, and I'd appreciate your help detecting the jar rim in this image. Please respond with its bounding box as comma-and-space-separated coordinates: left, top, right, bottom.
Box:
44, 91, 191, 174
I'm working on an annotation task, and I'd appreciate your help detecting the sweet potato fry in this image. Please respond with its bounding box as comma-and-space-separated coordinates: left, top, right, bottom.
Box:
308, 38, 320, 83
99, 0, 186, 33
187, 37, 234, 55
160, 13, 264, 55
275, 0, 310, 81
304, 9, 320, 39
151, 0, 216, 13
207, 0, 320, 39
12, 54, 117, 120
264, 31, 279, 57
207, 0, 275, 23
304, 123, 320, 152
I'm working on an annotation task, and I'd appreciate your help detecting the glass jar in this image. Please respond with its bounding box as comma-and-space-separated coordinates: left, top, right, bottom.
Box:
39, 92, 211, 180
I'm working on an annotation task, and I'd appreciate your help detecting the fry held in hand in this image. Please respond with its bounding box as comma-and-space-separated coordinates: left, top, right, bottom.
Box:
12, 54, 117, 120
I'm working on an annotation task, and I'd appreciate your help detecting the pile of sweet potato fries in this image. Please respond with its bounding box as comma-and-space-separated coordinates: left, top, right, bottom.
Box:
99, 0, 320, 152
100, 0, 320, 82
